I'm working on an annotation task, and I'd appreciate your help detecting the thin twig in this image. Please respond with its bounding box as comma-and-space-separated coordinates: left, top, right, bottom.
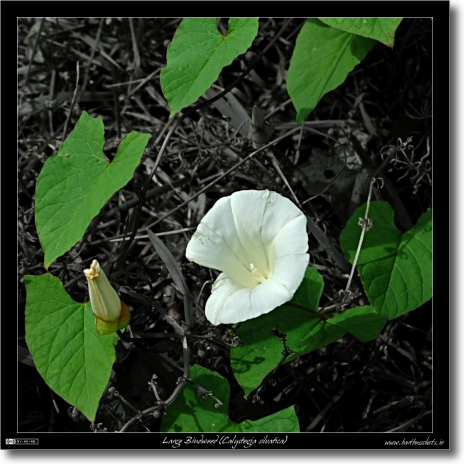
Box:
185, 378, 223, 408
145, 127, 302, 231
116, 329, 148, 348
300, 125, 350, 205
128, 18, 141, 73
385, 410, 431, 433
108, 387, 139, 414
23, 18, 45, 88
108, 227, 196, 243
253, 331, 296, 402
127, 68, 161, 100
268, 149, 301, 207
78, 18, 104, 101
62, 62, 80, 142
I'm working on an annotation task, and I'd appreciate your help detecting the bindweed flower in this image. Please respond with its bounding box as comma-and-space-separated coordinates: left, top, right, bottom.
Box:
186, 190, 309, 325
84, 260, 130, 335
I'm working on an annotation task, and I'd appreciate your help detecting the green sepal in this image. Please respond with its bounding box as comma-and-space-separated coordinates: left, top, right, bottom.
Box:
95, 300, 131, 335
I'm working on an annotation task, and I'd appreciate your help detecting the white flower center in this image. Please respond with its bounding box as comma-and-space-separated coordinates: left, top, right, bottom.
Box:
250, 263, 267, 284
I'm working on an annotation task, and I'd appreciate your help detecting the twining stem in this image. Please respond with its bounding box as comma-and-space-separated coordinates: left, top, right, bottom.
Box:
285, 302, 328, 321
185, 378, 223, 408
344, 177, 380, 295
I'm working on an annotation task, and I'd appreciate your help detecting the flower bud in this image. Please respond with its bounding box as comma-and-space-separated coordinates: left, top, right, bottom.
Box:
84, 260, 130, 335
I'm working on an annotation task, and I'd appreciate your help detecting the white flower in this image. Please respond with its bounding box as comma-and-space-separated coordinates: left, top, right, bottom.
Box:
186, 190, 309, 325
84, 260, 130, 335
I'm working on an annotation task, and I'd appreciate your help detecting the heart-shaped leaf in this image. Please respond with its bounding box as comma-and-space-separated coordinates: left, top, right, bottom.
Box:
340, 202, 432, 320
287, 19, 376, 124
160, 365, 299, 433
161, 18, 259, 117
231, 268, 386, 397
24, 274, 118, 422
35, 111, 151, 268
318, 18, 402, 48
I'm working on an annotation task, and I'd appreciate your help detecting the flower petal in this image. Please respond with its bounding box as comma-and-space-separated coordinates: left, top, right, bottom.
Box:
271, 253, 309, 295
230, 190, 272, 277
205, 273, 247, 325
186, 197, 257, 288
205, 268, 306, 326
229, 190, 308, 276
268, 214, 309, 272
249, 276, 296, 316
259, 190, 307, 247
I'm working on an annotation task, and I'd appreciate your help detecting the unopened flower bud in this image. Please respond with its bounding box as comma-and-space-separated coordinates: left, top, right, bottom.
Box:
84, 260, 130, 335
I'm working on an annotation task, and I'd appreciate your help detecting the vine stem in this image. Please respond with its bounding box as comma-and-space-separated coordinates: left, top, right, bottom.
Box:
285, 302, 328, 321
344, 177, 381, 294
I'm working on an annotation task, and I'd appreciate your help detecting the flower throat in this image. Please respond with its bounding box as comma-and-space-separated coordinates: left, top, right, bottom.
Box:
249, 263, 267, 284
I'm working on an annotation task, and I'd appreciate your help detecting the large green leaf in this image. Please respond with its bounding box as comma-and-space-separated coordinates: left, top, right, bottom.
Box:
318, 18, 402, 48
35, 111, 151, 268
161, 18, 259, 117
340, 202, 432, 320
287, 18, 376, 124
24, 274, 118, 422
326, 306, 387, 343
160, 365, 299, 433
230, 268, 386, 397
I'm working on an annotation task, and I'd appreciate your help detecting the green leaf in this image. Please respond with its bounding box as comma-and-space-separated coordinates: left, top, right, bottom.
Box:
287, 18, 376, 124
231, 268, 337, 397
232, 308, 356, 397
231, 268, 387, 396
327, 306, 387, 343
318, 18, 402, 48
35, 111, 151, 268
340, 202, 432, 320
24, 274, 118, 422
160, 365, 299, 433
231, 307, 325, 398
161, 18, 259, 117
290, 266, 324, 311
